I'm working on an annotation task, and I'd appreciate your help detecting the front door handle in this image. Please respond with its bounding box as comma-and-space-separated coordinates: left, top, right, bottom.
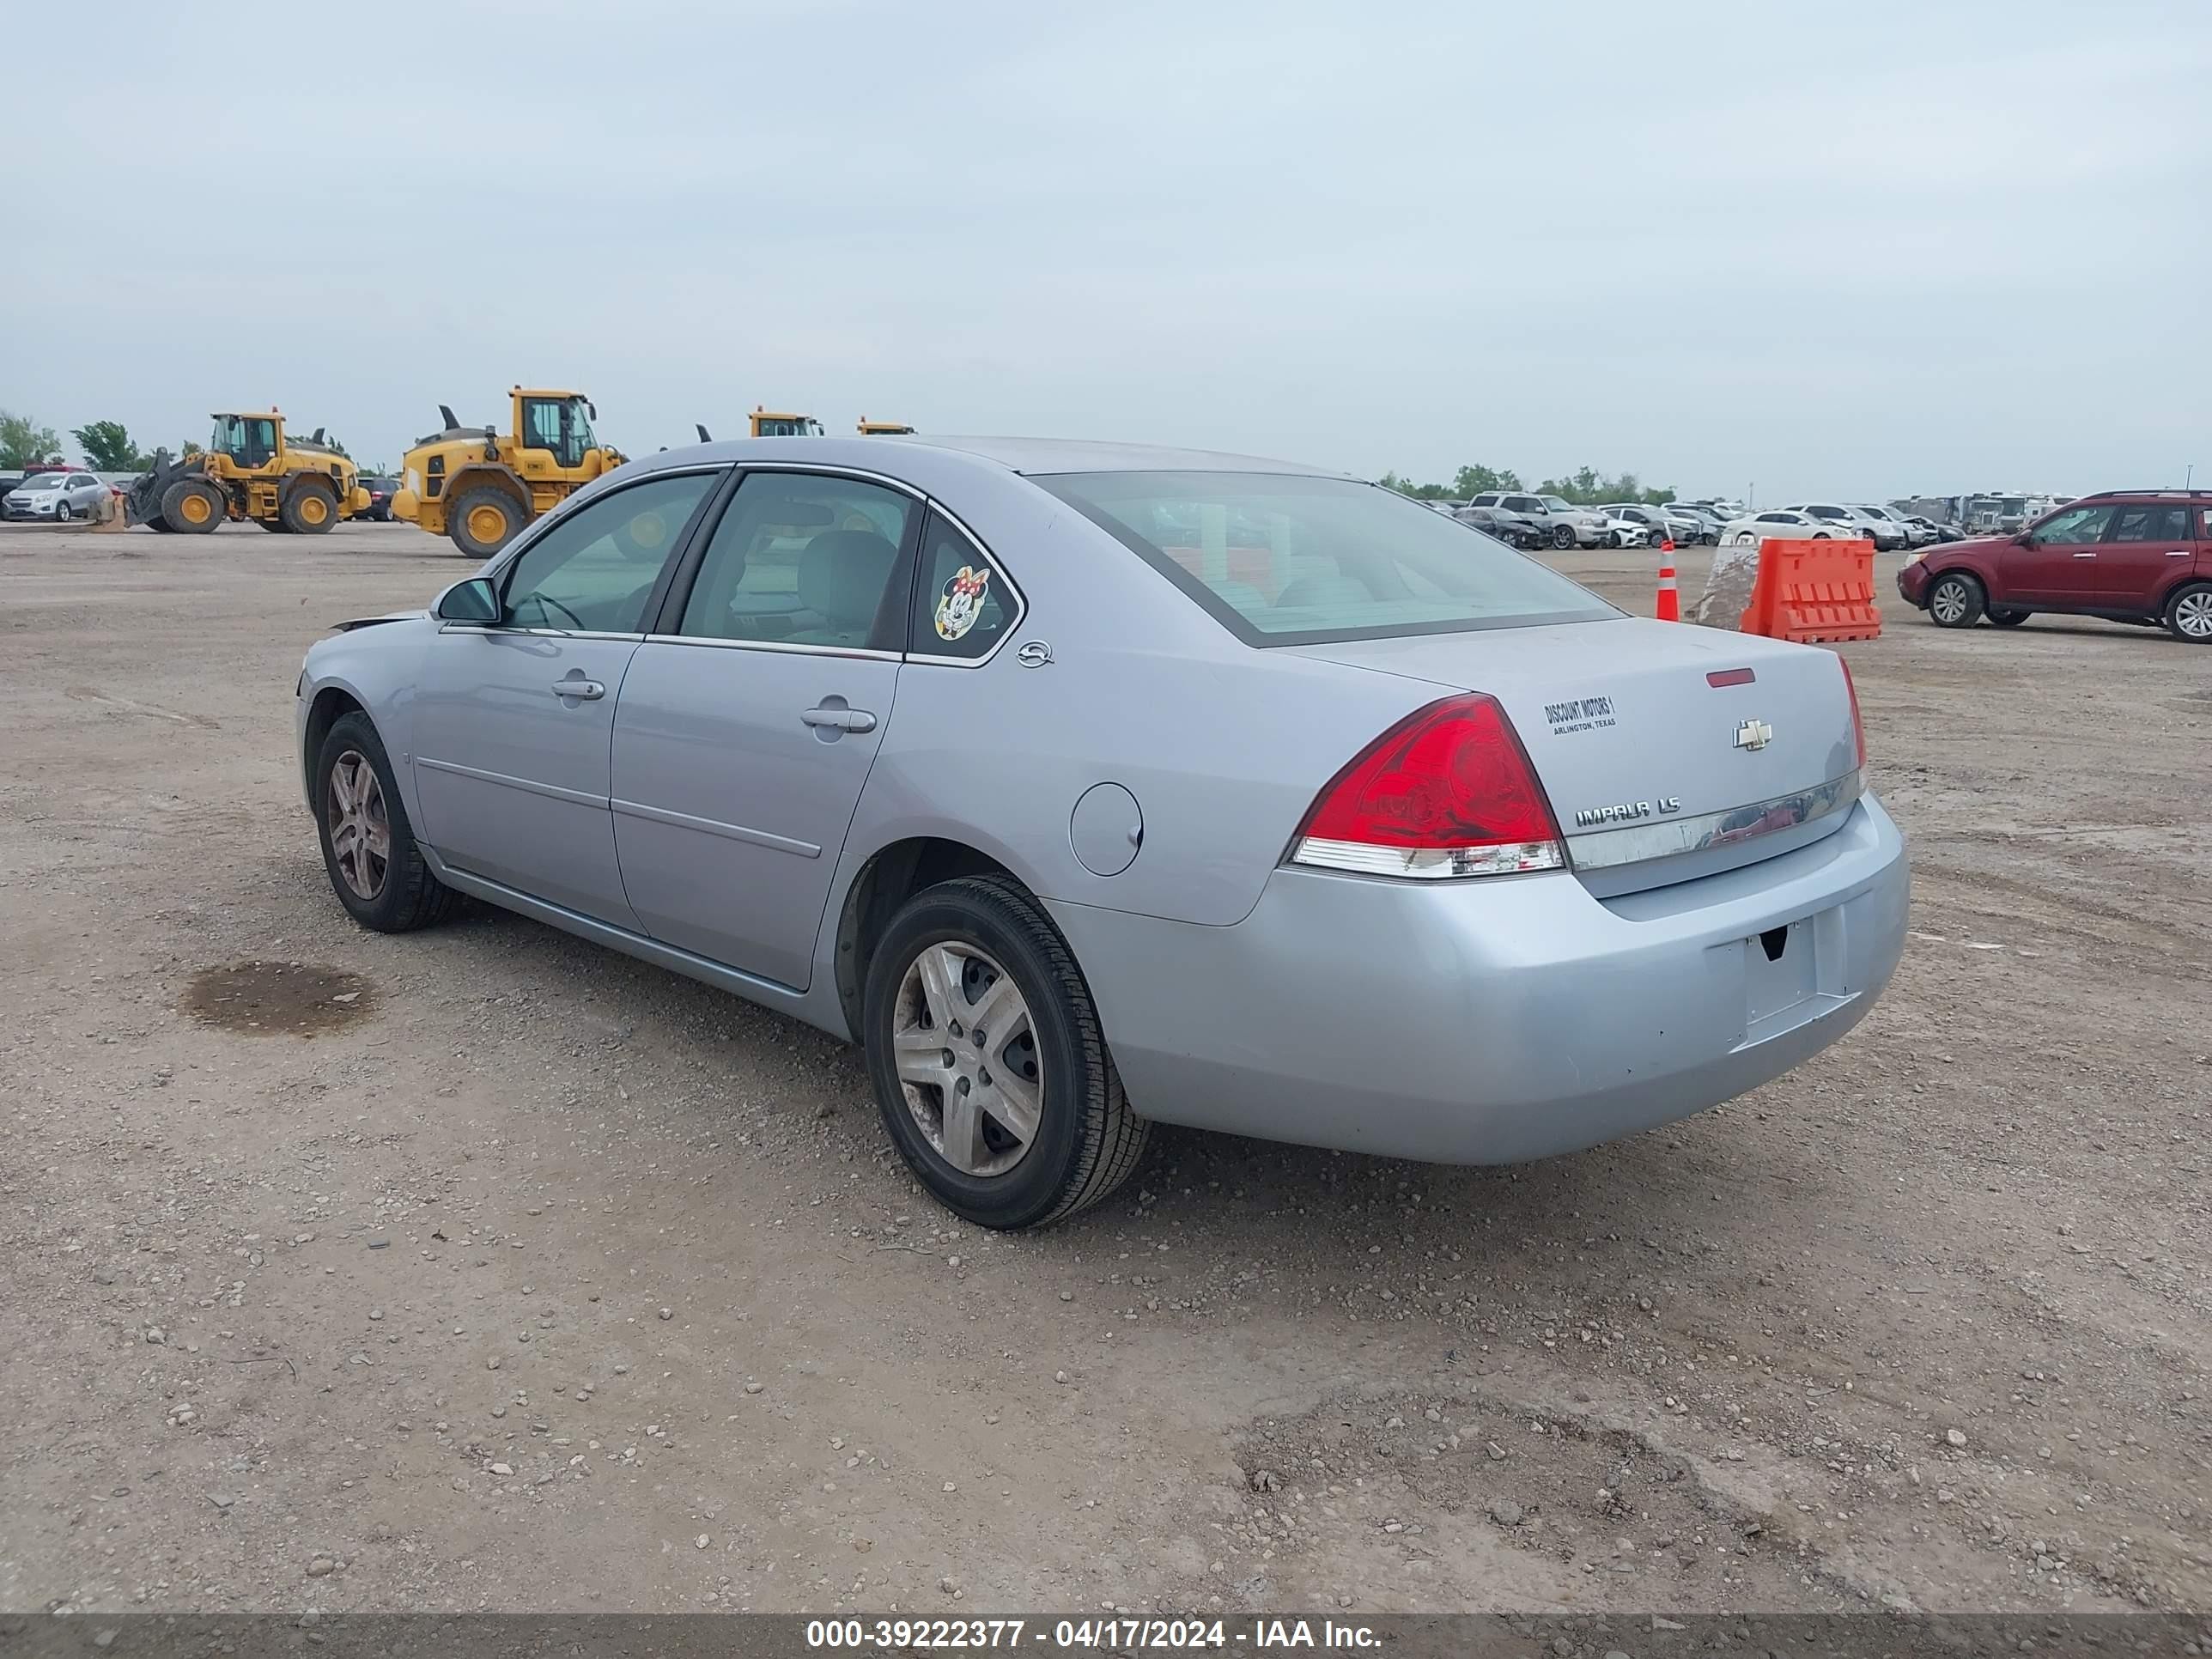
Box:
2071, 551, 2097, 559
801, 704, 877, 733
551, 678, 606, 701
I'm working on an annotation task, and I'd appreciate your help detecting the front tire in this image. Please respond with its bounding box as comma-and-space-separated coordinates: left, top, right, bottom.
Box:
161, 477, 224, 533
313, 711, 461, 933
1927, 570, 1985, 629
1551, 524, 1576, 550
1731, 531, 1757, 546
863, 876, 1147, 1230
2166, 581, 2212, 643
56, 501, 73, 522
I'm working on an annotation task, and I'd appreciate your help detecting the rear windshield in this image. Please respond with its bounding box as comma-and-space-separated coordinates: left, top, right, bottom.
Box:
1036, 471, 1616, 645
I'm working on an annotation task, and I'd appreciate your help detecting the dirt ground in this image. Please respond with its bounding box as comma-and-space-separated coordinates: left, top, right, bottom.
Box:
1, 520, 2205, 1618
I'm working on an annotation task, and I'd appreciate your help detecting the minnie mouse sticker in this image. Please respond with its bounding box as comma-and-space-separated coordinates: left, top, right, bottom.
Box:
935, 564, 991, 641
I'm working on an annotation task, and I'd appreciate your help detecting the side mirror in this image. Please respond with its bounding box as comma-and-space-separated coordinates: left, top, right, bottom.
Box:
435, 577, 499, 623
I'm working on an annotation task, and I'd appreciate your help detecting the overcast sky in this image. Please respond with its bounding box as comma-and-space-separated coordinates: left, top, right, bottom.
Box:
6, 0, 2206, 500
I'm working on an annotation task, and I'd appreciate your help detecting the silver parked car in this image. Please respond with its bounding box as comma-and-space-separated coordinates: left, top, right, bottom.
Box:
297, 437, 1910, 1229
3, 470, 112, 521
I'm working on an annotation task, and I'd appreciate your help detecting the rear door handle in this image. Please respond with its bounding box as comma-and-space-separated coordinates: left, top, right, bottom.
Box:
550, 678, 605, 701
802, 705, 877, 732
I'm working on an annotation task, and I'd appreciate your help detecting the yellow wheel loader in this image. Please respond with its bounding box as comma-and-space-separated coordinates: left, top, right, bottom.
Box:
856, 417, 915, 435
393, 388, 626, 557
749, 407, 824, 437
128, 411, 368, 535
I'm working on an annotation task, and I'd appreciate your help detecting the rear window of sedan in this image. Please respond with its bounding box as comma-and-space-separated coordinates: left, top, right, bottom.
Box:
1036, 471, 1615, 645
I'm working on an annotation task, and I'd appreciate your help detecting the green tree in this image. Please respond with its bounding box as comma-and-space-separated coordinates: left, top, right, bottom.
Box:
1452, 464, 1523, 496
1378, 471, 1450, 501
1, 409, 65, 470
72, 420, 152, 471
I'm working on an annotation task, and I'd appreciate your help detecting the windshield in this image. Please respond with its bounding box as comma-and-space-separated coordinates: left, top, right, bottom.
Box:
1036, 471, 1618, 646
1539, 495, 1574, 512
20, 472, 67, 490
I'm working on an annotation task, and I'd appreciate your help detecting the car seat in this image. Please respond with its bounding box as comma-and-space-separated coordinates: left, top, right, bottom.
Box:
787, 530, 898, 646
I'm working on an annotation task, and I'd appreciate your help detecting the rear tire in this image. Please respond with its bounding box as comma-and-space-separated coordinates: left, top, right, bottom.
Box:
1927, 570, 1985, 629
448, 486, 525, 558
313, 711, 461, 933
258, 517, 294, 533
161, 478, 224, 533
1986, 608, 2029, 628
2165, 581, 2212, 643
1731, 532, 1757, 546
862, 875, 1148, 1231
282, 477, 339, 534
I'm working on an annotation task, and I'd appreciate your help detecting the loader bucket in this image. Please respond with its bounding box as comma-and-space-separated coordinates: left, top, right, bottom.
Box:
125, 450, 193, 526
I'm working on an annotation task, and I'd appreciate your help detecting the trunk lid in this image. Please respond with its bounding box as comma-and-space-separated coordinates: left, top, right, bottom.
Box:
1283, 617, 1862, 895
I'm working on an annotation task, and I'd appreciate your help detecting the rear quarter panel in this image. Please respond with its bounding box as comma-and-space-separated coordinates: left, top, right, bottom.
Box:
839, 487, 1451, 927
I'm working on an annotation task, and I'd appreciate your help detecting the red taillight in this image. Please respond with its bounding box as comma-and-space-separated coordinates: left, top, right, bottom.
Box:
1291, 694, 1565, 879
1839, 657, 1867, 769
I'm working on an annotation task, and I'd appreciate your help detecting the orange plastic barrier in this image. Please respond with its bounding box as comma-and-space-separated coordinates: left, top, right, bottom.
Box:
1739, 537, 1881, 642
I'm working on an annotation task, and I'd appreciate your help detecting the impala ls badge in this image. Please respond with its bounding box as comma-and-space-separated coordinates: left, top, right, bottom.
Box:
1734, 718, 1774, 751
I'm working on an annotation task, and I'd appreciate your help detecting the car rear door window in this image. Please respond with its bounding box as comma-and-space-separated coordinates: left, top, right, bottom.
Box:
1039, 471, 1614, 645
2106, 504, 2191, 542
496, 471, 718, 633
910, 512, 1019, 661
673, 471, 916, 650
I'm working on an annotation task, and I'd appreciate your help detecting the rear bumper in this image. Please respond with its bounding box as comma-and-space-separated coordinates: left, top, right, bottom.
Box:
1050, 794, 1909, 1165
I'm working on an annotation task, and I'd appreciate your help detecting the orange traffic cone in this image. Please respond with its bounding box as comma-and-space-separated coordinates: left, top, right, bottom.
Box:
1655, 538, 1680, 622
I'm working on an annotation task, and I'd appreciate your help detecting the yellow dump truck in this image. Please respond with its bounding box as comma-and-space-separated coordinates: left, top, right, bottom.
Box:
856, 417, 915, 435
128, 411, 368, 535
393, 388, 625, 556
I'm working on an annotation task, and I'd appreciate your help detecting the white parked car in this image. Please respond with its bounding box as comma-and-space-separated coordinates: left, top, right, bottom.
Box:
1784, 502, 1906, 550
3, 470, 112, 521
1720, 509, 1844, 545
1600, 512, 1653, 548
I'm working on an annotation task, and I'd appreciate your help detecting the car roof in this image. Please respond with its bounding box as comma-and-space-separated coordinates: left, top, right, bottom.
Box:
647, 434, 1351, 480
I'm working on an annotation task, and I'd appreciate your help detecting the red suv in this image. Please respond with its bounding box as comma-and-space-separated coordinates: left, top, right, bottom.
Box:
1896, 489, 2212, 642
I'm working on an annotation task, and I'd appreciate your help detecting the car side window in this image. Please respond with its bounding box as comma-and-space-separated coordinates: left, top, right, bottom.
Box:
495, 471, 716, 633
2029, 505, 2113, 545
2107, 504, 2191, 542
910, 512, 1018, 661
675, 471, 916, 649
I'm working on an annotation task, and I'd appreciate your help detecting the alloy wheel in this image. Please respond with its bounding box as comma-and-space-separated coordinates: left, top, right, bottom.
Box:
891, 942, 1044, 1177
2175, 589, 2212, 640
1930, 580, 1970, 625
326, 750, 392, 901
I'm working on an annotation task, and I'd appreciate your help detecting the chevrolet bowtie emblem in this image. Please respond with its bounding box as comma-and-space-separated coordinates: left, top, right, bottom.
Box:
1734, 718, 1774, 751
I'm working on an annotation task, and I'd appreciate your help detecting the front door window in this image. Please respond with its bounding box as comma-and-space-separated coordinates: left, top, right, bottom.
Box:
495, 472, 719, 633
2027, 505, 2113, 546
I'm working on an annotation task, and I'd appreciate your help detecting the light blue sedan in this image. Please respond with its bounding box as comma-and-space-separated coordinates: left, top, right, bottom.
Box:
297, 436, 1909, 1228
